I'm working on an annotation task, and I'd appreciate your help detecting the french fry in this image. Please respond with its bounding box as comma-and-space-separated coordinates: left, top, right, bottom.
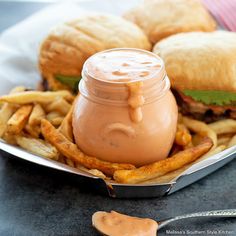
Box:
228, 134, 236, 148
24, 124, 41, 138
28, 104, 45, 126
142, 145, 226, 184
46, 112, 64, 126
87, 169, 107, 179
45, 98, 71, 115
182, 116, 217, 148
2, 132, 17, 145
46, 111, 61, 120
198, 145, 226, 160
74, 163, 108, 179
66, 158, 75, 168
6, 105, 33, 135
0, 90, 74, 104
217, 136, 231, 146
0, 86, 25, 138
0, 104, 17, 137
192, 134, 204, 146
58, 104, 74, 142
175, 124, 192, 146
184, 141, 194, 149
41, 119, 135, 176
50, 117, 64, 126
16, 136, 59, 160
113, 137, 213, 184
58, 154, 66, 164
208, 119, 236, 135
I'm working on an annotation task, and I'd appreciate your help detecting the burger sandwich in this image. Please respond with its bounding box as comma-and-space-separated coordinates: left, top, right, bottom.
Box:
153, 31, 236, 122
38, 14, 151, 92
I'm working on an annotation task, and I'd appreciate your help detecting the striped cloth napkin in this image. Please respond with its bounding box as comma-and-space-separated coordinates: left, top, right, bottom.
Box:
202, 0, 236, 31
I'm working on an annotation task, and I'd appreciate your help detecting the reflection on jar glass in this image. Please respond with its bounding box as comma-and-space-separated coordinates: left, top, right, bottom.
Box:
73, 48, 178, 166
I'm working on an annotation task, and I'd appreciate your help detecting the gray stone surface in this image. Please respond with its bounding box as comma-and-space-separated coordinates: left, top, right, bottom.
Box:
0, 2, 236, 236
0, 152, 236, 236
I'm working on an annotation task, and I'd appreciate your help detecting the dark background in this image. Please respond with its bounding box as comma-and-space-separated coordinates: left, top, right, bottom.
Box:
0, 1, 236, 235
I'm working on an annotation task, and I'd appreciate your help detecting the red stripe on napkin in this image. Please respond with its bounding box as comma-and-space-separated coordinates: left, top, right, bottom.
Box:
202, 0, 236, 31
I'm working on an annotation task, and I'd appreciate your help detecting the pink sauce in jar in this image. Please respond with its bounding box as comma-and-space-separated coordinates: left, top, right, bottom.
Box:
73, 48, 177, 166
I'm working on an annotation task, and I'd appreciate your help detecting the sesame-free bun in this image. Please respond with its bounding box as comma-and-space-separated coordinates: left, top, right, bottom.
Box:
39, 14, 151, 90
124, 0, 216, 44
153, 31, 236, 92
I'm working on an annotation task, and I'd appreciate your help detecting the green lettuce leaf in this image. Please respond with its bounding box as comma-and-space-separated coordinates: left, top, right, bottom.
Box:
183, 90, 236, 106
55, 75, 82, 92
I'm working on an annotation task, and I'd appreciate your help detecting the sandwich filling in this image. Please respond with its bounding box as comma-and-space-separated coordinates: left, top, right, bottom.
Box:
55, 75, 82, 93
174, 90, 236, 122
40, 75, 81, 93
183, 90, 236, 106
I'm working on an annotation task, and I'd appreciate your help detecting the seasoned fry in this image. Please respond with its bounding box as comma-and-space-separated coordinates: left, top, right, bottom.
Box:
2, 132, 17, 145
175, 124, 192, 146
6, 105, 33, 135
50, 117, 64, 126
16, 136, 59, 160
74, 163, 108, 179
184, 141, 194, 149
209, 119, 236, 135
45, 98, 71, 115
142, 145, 226, 184
192, 134, 205, 146
0, 90, 74, 104
28, 104, 45, 126
0, 104, 17, 137
46, 111, 61, 120
41, 119, 135, 176
113, 137, 213, 184
182, 116, 217, 148
217, 136, 231, 146
66, 158, 75, 167
58, 154, 66, 164
58, 104, 74, 142
0, 86, 25, 138
25, 124, 41, 138
198, 145, 226, 160
87, 169, 107, 179
46, 112, 64, 126
228, 134, 236, 148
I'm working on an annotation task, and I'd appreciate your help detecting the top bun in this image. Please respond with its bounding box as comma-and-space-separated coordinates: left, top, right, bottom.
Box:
39, 14, 151, 90
124, 0, 216, 44
153, 31, 236, 92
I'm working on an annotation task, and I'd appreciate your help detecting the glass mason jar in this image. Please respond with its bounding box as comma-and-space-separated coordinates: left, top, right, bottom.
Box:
72, 48, 178, 166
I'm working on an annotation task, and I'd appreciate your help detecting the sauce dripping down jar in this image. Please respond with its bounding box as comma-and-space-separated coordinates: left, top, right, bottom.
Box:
73, 48, 178, 166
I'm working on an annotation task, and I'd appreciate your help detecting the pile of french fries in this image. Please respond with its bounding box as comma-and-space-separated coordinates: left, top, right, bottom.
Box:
0, 87, 236, 184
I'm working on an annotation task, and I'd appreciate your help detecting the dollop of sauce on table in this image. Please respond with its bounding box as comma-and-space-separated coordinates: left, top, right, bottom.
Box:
92, 211, 158, 236
86, 49, 162, 123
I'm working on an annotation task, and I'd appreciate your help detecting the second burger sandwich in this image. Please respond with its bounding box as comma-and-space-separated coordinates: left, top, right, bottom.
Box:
153, 31, 236, 122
